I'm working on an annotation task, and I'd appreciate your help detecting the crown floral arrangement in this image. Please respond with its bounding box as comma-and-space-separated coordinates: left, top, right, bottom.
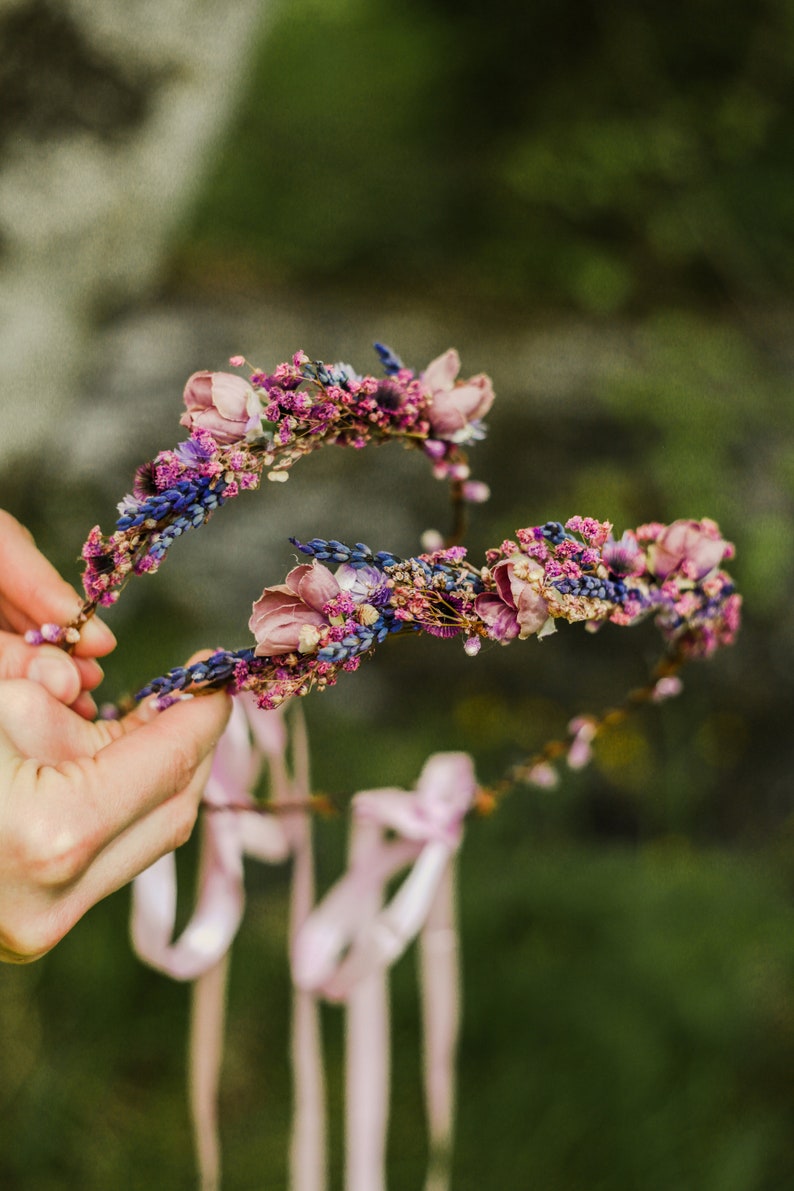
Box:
30, 343, 740, 1191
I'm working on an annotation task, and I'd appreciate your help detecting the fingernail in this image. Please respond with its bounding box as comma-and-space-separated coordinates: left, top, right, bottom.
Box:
28, 654, 81, 704
134, 696, 162, 723
80, 617, 117, 653
81, 659, 105, 689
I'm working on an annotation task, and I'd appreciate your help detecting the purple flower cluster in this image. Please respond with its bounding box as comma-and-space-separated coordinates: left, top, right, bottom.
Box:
76, 345, 491, 613
133, 515, 740, 710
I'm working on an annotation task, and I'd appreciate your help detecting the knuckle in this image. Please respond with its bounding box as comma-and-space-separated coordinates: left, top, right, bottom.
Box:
13, 803, 90, 890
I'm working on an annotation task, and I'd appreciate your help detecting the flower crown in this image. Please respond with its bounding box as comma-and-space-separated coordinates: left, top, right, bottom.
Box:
29, 343, 740, 794
57, 344, 491, 622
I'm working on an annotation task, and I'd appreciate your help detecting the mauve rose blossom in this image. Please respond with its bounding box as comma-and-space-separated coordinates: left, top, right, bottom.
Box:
421, 349, 495, 441
647, 519, 729, 581
475, 556, 550, 642
249, 562, 341, 655
180, 371, 261, 445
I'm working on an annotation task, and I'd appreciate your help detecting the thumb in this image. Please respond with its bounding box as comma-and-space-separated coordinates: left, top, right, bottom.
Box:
0, 634, 82, 706
78, 689, 234, 839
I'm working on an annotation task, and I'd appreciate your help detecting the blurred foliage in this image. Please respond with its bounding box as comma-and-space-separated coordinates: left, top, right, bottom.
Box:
3, 841, 794, 1189
182, 0, 794, 313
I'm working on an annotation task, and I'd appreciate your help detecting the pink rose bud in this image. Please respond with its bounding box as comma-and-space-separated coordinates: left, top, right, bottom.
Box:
180, 370, 261, 445
421, 348, 495, 442
249, 562, 341, 656
647, 519, 729, 581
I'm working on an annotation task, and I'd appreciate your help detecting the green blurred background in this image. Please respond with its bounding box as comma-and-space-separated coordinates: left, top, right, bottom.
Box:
2, 0, 794, 1187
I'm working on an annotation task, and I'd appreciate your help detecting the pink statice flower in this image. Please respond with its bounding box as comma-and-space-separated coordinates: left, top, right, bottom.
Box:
421, 349, 495, 442
180, 371, 262, 445
564, 516, 612, 549
475, 556, 550, 642
249, 562, 341, 655
647, 518, 730, 581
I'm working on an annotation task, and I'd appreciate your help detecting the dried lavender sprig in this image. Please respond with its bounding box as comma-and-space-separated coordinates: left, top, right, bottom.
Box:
136, 649, 256, 702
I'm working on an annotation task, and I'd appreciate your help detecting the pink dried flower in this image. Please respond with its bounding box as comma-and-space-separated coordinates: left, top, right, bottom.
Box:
647, 519, 730, 581
249, 562, 341, 656
461, 480, 491, 503
421, 349, 495, 442
475, 556, 550, 642
652, 676, 684, 702
566, 716, 597, 769
180, 371, 261, 445
524, 762, 559, 789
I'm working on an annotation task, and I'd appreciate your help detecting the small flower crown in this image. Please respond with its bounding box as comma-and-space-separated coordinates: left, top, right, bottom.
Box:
137, 517, 739, 707
29, 344, 740, 796
50, 344, 491, 626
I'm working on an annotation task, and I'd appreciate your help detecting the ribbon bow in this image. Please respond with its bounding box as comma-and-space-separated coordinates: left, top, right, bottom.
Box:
292, 752, 477, 1191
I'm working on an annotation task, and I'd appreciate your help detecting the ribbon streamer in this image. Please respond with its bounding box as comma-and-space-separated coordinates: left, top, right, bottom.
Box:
292, 753, 477, 1191
132, 712, 475, 1191
131, 696, 325, 1191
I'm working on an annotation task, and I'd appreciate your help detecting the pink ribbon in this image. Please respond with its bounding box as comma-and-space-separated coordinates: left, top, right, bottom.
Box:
131, 696, 325, 1191
131, 695, 291, 979
132, 709, 475, 1191
291, 753, 477, 1191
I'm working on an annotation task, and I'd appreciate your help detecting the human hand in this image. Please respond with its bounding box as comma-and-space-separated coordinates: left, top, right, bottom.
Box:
0, 510, 116, 717
0, 678, 231, 963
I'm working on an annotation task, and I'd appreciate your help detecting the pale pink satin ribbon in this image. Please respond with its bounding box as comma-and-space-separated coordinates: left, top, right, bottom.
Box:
292, 753, 477, 1191
131, 696, 290, 980
133, 713, 474, 1191
131, 696, 325, 1191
